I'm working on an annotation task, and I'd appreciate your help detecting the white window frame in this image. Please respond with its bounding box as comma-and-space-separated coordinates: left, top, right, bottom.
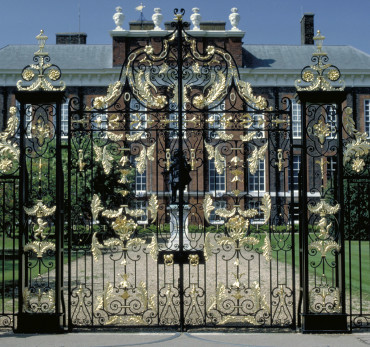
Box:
365, 99, 370, 138
61, 100, 69, 138
327, 156, 336, 181
135, 169, 147, 194
326, 105, 337, 140
292, 100, 302, 139
289, 155, 301, 192
209, 159, 226, 194
248, 159, 265, 193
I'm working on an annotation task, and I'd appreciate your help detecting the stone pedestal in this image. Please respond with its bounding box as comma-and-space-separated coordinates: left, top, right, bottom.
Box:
168, 204, 190, 250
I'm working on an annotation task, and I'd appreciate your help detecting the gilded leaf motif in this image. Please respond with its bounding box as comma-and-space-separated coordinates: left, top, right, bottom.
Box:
308, 199, 340, 216
203, 194, 215, 223
308, 239, 341, 257
261, 193, 271, 224
214, 146, 226, 174
91, 194, 104, 220
262, 233, 272, 261
204, 142, 215, 160
135, 146, 146, 174
216, 131, 234, 141
240, 132, 257, 142
102, 146, 113, 175
248, 142, 268, 175
24, 201, 56, 217
24, 241, 55, 258
236, 80, 267, 110
215, 207, 236, 218
147, 236, 158, 261
146, 143, 156, 162
126, 132, 144, 142
93, 81, 123, 109
238, 208, 259, 218
148, 195, 158, 222
125, 208, 145, 218
102, 207, 124, 218
106, 131, 124, 141
203, 232, 213, 261
91, 232, 103, 262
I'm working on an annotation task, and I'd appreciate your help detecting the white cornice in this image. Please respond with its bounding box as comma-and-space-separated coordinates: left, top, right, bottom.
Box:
110, 30, 245, 39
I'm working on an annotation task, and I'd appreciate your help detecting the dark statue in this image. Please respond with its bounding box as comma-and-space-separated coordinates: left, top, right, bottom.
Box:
169, 150, 192, 203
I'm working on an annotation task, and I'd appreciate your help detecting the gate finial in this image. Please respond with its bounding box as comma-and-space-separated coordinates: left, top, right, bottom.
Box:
17, 30, 65, 92
295, 30, 344, 91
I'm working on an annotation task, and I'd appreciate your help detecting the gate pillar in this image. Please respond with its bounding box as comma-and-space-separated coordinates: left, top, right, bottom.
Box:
14, 31, 66, 333
295, 30, 348, 333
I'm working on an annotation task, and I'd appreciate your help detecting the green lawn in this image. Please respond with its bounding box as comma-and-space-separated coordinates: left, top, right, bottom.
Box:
268, 233, 370, 301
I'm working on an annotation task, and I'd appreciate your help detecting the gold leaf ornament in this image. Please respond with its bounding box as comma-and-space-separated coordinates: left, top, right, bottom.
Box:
148, 195, 158, 222
262, 232, 272, 261
91, 232, 103, 262
203, 194, 215, 223
248, 142, 268, 175
260, 193, 271, 224
93, 81, 123, 109
0, 107, 20, 173
204, 142, 225, 174
91, 194, 104, 220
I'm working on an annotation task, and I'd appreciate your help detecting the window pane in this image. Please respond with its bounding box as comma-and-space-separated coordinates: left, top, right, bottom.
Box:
292, 100, 301, 139
248, 159, 265, 192
209, 159, 225, 192
365, 100, 370, 138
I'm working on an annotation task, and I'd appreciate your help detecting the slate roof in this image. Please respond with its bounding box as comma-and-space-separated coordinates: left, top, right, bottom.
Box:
0, 43, 369, 73
242, 45, 370, 71
0, 44, 112, 70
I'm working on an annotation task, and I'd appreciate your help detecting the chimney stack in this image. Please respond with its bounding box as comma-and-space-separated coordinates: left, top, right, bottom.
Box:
56, 33, 87, 44
300, 13, 314, 45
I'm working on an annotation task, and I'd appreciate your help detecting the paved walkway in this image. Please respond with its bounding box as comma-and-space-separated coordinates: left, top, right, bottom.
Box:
0, 331, 369, 347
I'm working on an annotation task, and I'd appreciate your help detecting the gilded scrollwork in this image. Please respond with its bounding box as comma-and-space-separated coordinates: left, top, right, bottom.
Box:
309, 284, 341, 313
23, 288, 55, 313
95, 279, 156, 325
207, 281, 270, 325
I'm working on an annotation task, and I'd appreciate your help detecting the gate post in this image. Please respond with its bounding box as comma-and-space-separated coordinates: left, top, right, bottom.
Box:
295, 31, 348, 333
14, 31, 66, 333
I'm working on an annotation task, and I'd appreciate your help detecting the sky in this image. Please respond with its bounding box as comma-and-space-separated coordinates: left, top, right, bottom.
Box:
0, 0, 369, 54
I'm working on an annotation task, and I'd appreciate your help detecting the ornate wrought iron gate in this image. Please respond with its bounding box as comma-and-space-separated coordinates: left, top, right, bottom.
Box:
1, 10, 369, 333
67, 12, 296, 330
